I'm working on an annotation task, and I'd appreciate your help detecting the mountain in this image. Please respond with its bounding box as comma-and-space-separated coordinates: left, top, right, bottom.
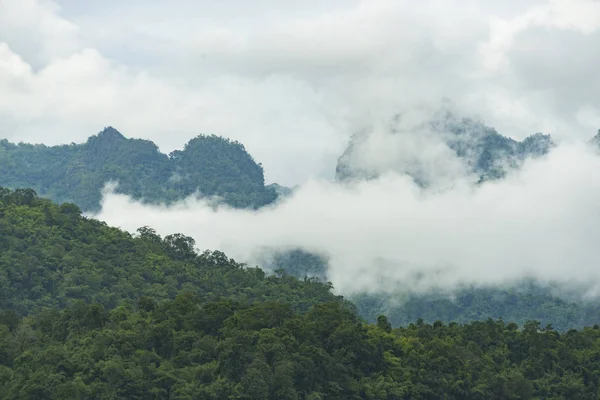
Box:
589, 129, 600, 147
0, 127, 277, 211
289, 109, 600, 331
3, 123, 597, 334
336, 109, 555, 184
3, 188, 600, 398
265, 182, 295, 199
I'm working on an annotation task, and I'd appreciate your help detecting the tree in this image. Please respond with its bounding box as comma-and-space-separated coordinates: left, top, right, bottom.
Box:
376, 315, 392, 333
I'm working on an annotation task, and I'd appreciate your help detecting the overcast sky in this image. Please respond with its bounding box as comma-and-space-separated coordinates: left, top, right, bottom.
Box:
2, 0, 600, 185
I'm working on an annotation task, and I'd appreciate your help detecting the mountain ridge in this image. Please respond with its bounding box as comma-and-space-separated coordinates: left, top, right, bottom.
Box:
336, 110, 556, 185
0, 127, 277, 211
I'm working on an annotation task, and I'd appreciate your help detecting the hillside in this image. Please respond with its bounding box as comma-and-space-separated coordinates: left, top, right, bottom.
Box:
0, 188, 340, 317
0, 127, 277, 211
3, 188, 600, 398
336, 110, 555, 184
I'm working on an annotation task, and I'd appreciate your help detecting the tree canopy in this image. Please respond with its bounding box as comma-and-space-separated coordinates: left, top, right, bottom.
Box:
0, 188, 340, 318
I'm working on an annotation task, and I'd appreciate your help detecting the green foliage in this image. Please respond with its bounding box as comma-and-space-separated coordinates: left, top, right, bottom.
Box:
0, 187, 341, 316
0, 127, 277, 211
4, 295, 600, 398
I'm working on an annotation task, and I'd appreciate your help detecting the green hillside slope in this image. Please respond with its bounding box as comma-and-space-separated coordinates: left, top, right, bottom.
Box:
0, 188, 340, 316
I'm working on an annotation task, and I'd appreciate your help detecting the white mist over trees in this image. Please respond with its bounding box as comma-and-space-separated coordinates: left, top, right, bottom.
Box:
95, 126, 600, 296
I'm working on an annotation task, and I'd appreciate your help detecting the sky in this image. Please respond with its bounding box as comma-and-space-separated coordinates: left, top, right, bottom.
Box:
2, 0, 600, 185
3, 0, 600, 295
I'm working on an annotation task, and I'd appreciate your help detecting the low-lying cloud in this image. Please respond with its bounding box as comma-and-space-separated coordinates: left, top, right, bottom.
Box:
94, 139, 600, 296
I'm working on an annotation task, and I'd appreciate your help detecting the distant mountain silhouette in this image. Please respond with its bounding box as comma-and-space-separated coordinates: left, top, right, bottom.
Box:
336, 109, 555, 184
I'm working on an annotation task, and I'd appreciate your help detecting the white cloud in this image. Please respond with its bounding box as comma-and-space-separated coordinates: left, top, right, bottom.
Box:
0, 0, 80, 67
94, 141, 600, 295
482, 0, 600, 72
481, 0, 600, 71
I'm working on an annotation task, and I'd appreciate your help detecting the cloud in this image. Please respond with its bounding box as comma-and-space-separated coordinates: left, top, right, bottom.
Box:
482, 0, 600, 71
2, 0, 600, 186
94, 139, 600, 296
0, 0, 80, 67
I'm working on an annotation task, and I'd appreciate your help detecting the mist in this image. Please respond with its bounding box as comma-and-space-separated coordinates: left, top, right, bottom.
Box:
94, 135, 600, 296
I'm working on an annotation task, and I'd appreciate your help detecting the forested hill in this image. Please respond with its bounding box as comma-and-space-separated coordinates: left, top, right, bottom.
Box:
0, 127, 277, 211
3, 189, 600, 398
336, 110, 556, 184
0, 187, 339, 316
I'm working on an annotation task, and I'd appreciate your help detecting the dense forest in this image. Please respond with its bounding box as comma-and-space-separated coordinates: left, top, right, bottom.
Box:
0, 188, 340, 317
0, 127, 277, 211
3, 188, 600, 398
